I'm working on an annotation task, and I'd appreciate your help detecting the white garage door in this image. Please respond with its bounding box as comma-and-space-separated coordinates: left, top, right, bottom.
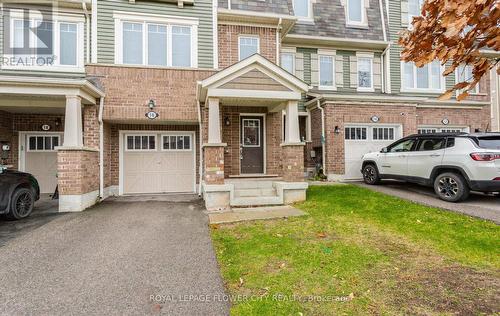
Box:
24, 134, 62, 194
122, 133, 195, 194
344, 125, 402, 180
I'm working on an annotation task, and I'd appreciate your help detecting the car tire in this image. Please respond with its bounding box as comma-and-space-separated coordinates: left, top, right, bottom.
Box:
362, 164, 381, 185
433, 172, 470, 203
5, 188, 35, 220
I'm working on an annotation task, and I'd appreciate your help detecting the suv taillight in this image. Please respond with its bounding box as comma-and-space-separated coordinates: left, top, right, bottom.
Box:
470, 153, 500, 161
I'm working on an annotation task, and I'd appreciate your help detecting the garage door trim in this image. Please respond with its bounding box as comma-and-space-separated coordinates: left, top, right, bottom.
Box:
119, 130, 197, 195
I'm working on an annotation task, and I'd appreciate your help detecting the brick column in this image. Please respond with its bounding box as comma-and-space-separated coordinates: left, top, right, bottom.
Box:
204, 145, 225, 185
281, 143, 305, 182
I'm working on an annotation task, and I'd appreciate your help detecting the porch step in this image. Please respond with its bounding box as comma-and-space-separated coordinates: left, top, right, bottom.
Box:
232, 181, 275, 190
230, 196, 283, 207
234, 188, 277, 198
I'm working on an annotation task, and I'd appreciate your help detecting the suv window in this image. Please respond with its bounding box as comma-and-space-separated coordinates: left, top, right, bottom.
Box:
446, 137, 455, 148
387, 139, 416, 153
416, 138, 446, 151
476, 136, 500, 149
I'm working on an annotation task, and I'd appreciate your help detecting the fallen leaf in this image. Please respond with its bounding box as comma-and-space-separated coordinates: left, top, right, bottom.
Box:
276, 233, 283, 238
239, 277, 244, 287
316, 232, 327, 238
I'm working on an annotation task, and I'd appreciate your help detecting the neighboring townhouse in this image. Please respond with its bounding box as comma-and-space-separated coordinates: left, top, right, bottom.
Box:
491, 66, 500, 132
0, 0, 494, 213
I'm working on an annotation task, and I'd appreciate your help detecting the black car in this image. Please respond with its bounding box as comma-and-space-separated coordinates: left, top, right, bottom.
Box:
0, 166, 40, 220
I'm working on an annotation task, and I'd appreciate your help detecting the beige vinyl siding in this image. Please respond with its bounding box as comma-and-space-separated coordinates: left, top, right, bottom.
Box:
388, 0, 455, 96
97, 0, 214, 68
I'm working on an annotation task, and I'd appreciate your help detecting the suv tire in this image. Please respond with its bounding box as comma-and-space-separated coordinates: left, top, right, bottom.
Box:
433, 172, 470, 202
362, 164, 381, 185
5, 188, 35, 220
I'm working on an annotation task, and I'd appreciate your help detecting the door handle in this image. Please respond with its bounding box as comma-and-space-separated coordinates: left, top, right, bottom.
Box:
240, 146, 243, 160
429, 154, 441, 157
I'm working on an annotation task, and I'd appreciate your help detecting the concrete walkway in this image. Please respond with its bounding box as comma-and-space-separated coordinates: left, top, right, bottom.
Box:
355, 181, 500, 224
0, 198, 229, 315
208, 205, 307, 224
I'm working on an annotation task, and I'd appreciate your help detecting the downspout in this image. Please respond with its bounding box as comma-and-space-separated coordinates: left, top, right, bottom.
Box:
197, 99, 203, 196
379, 0, 387, 42
82, 2, 90, 64
276, 18, 282, 65
98, 97, 104, 199
381, 43, 391, 93
379, 0, 389, 94
91, 0, 98, 63
316, 99, 326, 176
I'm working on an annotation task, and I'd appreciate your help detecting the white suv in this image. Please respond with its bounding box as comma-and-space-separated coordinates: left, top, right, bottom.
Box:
361, 133, 500, 202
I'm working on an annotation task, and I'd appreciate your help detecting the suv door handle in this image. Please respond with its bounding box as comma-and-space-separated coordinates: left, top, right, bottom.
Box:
429, 154, 441, 157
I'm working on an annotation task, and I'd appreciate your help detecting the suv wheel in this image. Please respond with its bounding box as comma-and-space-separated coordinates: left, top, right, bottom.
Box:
433, 172, 470, 202
362, 164, 381, 185
6, 188, 35, 220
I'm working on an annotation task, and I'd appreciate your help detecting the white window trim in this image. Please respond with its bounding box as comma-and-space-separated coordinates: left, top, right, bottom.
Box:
345, 124, 402, 142
346, 0, 368, 27
238, 35, 260, 61
372, 126, 396, 141
408, 0, 424, 27
125, 134, 158, 152
161, 134, 193, 152
417, 126, 470, 133
280, 52, 296, 75
318, 52, 336, 90
242, 118, 261, 147
356, 52, 374, 92
344, 126, 368, 141
114, 12, 198, 68
293, 0, 314, 22
2, 12, 85, 72
26, 134, 61, 152
400, 61, 446, 93
455, 66, 481, 95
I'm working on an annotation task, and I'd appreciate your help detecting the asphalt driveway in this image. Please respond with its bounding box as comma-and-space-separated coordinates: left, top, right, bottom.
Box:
355, 181, 500, 224
0, 197, 229, 315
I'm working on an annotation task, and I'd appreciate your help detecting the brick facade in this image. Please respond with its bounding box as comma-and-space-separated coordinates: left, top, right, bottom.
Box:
218, 24, 277, 69
86, 65, 215, 123
204, 146, 225, 184
57, 149, 99, 195
281, 144, 305, 182
83, 104, 100, 150
0, 110, 13, 165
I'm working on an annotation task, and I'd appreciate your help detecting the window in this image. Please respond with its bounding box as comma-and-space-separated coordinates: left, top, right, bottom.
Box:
281, 53, 295, 74
239, 37, 259, 61
242, 119, 260, 146
28, 135, 60, 151
388, 139, 416, 153
148, 24, 167, 66
59, 23, 77, 66
416, 138, 446, 151
446, 138, 455, 148
418, 128, 437, 134
115, 14, 198, 67
357, 57, 373, 90
162, 135, 192, 150
126, 135, 156, 151
347, 0, 364, 25
418, 127, 468, 134
408, 0, 424, 22
402, 60, 443, 91
172, 26, 191, 67
293, 0, 310, 19
123, 22, 143, 65
373, 127, 395, 141
319, 55, 335, 89
345, 127, 367, 140
456, 65, 479, 94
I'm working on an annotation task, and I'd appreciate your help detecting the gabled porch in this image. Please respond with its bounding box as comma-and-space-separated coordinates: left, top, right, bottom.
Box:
197, 55, 310, 211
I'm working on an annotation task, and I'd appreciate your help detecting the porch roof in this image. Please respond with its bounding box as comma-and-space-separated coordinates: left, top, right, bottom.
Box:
197, 54, 309, 107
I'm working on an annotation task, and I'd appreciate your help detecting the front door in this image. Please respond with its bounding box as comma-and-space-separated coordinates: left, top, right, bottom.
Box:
240, 116, 264, 174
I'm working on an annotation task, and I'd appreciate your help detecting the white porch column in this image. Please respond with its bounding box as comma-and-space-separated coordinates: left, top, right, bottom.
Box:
207, 97, 222, 144
64, 95, 83, 147
284, 100, 301, 143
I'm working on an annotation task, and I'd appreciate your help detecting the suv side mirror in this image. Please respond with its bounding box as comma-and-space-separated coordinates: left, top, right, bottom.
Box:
380, 147, 388, 153
0, 165, 6, 174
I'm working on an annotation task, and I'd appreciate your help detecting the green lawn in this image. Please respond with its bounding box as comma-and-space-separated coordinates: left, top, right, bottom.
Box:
210, 185, 500, 315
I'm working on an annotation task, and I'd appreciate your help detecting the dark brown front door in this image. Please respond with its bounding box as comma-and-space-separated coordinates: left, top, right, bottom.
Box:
240, 116, 264, 174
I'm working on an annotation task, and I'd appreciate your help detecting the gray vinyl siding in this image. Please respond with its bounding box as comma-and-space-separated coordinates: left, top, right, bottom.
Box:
388, 0, 455, 96
97, 0, 214, 68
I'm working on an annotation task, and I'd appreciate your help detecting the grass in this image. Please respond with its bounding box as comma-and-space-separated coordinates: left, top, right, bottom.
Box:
210, 185, 500, 315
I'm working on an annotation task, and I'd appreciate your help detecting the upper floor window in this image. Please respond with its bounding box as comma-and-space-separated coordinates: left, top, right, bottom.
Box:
4, 14, 84, 71
319, 55, 335, 89
293, 0, 312, 19
408, 0, 424, 22
239, 36, 259, 61
281, 53, 295, 74
456, 65, 480, 94
114, 12, 198, 68
402, 60, 444, 92
347, 0, 365, 25
357, 57, 373, 91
